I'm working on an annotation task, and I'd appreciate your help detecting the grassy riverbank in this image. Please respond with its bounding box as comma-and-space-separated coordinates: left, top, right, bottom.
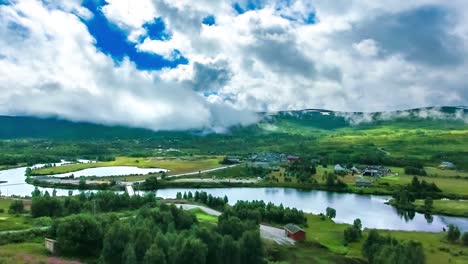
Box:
30, 156, 223, 176
413, 199, 468, 217
304, 214, 468, 264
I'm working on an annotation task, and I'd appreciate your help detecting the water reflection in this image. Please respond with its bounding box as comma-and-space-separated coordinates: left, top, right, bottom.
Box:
154, 187, 468, 232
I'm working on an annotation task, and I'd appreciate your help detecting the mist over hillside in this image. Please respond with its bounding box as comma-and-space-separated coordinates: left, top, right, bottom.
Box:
0, 106, 466, 139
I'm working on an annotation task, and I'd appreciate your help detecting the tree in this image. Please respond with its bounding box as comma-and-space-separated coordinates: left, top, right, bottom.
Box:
353, 218, 362, 232
8, 200, 24, 214
144, 243, 167, 264
326, 174, 335, 187
123, 243, 137, 264
424, 197, 433, 212
325, 207, 336, 219
101, 222, 132, 263
31, 187, 41, 197
344, 218, 362, 243
134, 228, 153, 262
31, 196, 64, 217
462, 232, 468, 246
78, 178, 86, 189
219, 235, 240, 264
55, 214, 103, 257
239, 230, 263, 264
175, 238, 208, 264
447, 224, 461, 242
344, 226, 360, 243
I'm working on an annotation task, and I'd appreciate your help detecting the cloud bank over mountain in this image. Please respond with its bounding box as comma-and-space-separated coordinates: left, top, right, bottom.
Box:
1, 0, 468, 130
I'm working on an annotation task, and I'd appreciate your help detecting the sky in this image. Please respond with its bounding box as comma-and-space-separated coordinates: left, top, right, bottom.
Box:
1, 0, 468, 131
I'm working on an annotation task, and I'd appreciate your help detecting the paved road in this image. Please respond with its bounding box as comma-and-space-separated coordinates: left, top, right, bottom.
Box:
133, 164, 240, 183
172, 178, 258, 184
174, 203, 295, 245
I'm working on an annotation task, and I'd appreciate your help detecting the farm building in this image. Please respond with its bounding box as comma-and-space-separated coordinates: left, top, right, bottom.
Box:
44, 238, 57, 254
284, 223, 306, 241
439, 161, 455, 170
362, 166, 391, 177
334, 164, 347, 173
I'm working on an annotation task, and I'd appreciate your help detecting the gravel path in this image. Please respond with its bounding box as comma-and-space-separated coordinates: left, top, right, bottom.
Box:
174, 203, 295, 245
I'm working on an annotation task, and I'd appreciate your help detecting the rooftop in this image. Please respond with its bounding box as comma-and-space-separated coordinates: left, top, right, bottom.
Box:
284, 223, 304, 234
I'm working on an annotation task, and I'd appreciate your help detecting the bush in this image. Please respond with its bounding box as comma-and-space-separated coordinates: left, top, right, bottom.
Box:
0, 228, 48, 245
325, 207, 336, 219
344, 226, 360, 243
8, 200, 25, 214
461, 232, 468, 246
447, 224, 461, 243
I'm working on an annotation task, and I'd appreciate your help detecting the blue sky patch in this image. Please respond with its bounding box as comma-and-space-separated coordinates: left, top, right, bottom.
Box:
306, 12, 317, 24
202, 15, 216, 26
143, 17, 170, 40
233, 1, 264, 14
81, 0, 187, 70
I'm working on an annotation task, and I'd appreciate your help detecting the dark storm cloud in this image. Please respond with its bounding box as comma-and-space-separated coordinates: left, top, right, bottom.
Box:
191, 61, 232, 92
351, 6, 464, 66
248, 22, 316, 77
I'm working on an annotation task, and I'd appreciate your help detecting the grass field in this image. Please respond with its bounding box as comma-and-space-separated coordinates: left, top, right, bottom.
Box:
0, 242, 82, 264
413, 199, 468, 217
190, 208, 218, 223
0, 199, 32, 232
304, 213, 468, 264
31, 156, 223, 176
379, 174, 468, 196
425, 167, 468, 178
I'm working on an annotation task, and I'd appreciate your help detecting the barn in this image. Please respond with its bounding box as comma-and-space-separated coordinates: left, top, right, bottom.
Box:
284, 223, 306, 241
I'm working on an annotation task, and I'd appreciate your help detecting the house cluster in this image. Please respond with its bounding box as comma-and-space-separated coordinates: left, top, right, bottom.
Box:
248, 153, 301, 169
334, 164, 391, 177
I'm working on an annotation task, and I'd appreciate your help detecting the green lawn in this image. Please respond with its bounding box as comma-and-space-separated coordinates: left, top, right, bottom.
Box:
0, 199, 33, 232
425, 167, 468, 178
379, 173, 468, 196
414, 199, 468, 217
190, 208, 218, 223
304, 213, 468, 264
31, 156, 223, 176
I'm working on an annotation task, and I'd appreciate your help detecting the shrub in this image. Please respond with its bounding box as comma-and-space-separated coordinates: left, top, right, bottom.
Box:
447, 224, 461, 243
8, 200, 24, 214
462, 232, 468, 246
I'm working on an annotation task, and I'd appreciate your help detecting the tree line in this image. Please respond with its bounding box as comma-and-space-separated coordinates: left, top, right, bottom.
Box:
176, 191, 228, 211
49, 202, 264, 264
226, 200, 306, 225
30, 188, 157, 218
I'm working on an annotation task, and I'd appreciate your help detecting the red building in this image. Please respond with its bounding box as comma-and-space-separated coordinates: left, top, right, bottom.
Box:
284, 223, 306, 241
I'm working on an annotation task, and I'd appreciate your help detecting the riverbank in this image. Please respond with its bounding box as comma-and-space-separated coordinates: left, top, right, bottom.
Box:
304, 213, 468, 264
28, 156, 223, 176
387, 198, 468, 218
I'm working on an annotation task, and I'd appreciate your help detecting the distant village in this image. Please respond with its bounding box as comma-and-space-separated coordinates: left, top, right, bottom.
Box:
221, 152, 456, 188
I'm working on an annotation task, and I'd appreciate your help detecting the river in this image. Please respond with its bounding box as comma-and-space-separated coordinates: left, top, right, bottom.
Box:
1, 166, 467, 232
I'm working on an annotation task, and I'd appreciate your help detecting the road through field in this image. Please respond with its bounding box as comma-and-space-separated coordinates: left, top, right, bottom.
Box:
174, 203, 295, 245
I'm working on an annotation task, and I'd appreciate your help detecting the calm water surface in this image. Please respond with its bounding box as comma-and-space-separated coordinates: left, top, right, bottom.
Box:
154, 187, 468, 232
1, 166, 468, 232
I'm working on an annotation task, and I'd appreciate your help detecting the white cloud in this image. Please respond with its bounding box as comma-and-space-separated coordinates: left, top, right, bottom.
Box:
353, 39, 379, 57
1, 0, 468, 131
